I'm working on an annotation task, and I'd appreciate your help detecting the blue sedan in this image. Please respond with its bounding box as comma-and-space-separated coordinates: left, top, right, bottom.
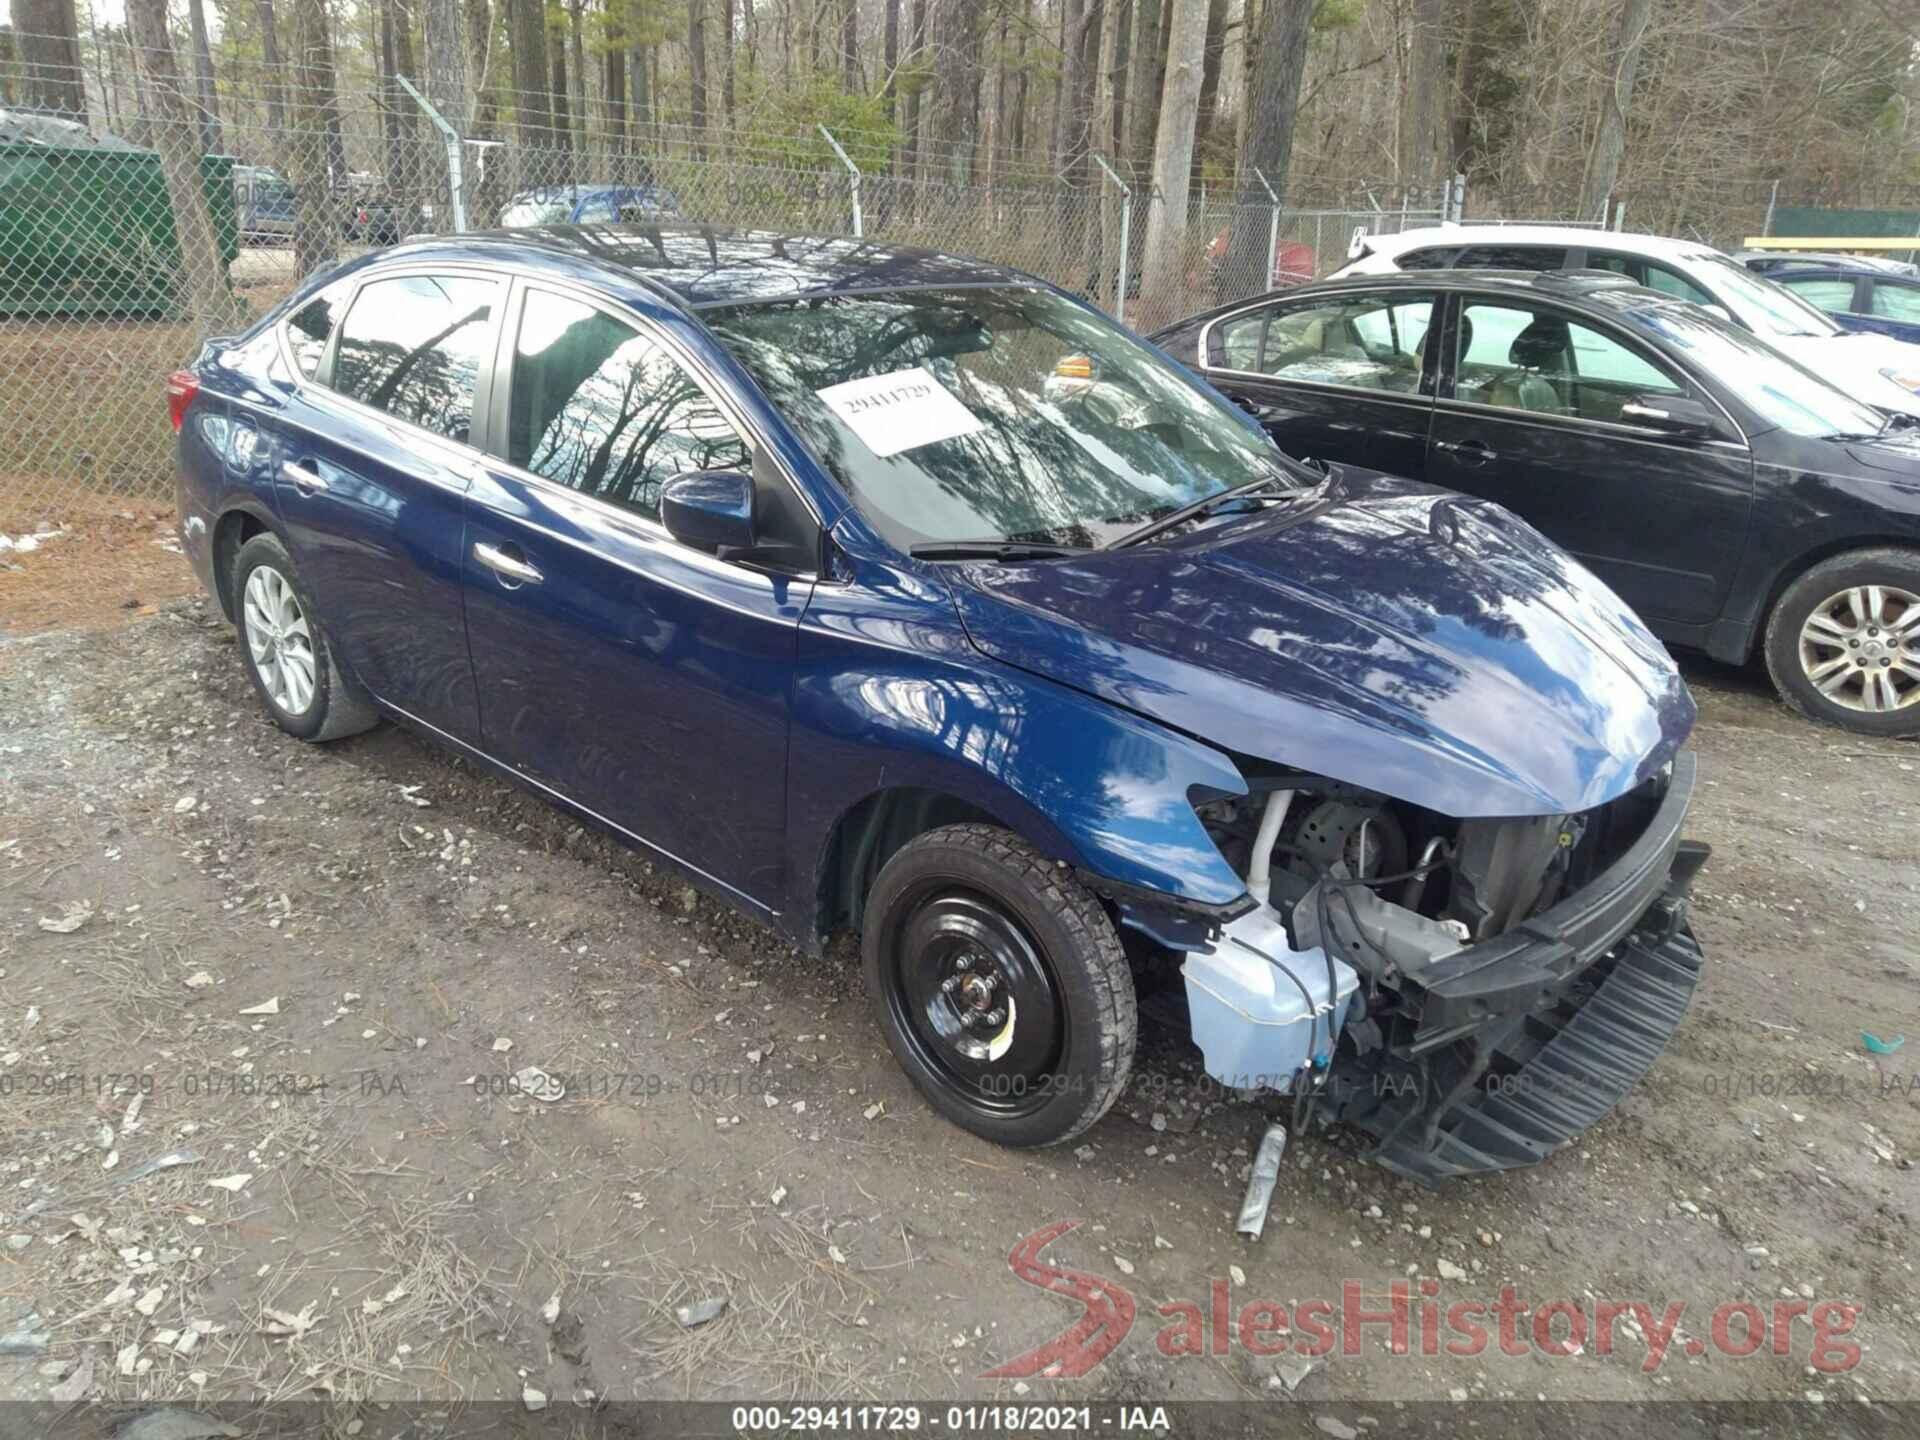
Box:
1742, 256, 1920, 344
168, 227, 1705, 1180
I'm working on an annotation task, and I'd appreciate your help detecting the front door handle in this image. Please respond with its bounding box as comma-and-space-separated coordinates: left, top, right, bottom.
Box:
1434, 438, 1497, 466
473, 541, 544, 586
282, 461, 329, 494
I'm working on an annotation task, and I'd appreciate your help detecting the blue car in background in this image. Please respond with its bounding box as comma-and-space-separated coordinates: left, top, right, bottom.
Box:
1739, 253, 1920, 344
166, 226, 1706, 1184
499, 183, 680, 227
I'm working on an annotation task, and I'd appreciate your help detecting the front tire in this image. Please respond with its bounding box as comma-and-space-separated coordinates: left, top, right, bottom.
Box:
862, 824, 1136, 1148
232, 532, 379, 742
1764, 548, 1920, 736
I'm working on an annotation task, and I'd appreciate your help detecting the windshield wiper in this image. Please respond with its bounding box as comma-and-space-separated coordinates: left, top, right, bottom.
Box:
909, 539, 1088, 561
1104, 476, 1293, 551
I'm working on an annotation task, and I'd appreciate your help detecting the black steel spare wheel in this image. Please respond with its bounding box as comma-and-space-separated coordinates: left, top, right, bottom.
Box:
862, 824, 1136, 1148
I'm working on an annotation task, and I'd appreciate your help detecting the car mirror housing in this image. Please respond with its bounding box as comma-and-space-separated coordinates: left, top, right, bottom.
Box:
1618, 394, 1722, 439
661, 469, 757, 554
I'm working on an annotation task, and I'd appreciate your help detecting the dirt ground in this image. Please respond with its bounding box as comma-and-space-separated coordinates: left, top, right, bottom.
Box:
1, 590, 1916, 1421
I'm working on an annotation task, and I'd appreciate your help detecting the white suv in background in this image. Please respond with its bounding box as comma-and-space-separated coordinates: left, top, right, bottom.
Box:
1334, 225, 1920, 416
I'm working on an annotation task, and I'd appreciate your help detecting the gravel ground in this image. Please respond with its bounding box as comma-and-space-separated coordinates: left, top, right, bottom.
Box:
1, 598, 1915, 1415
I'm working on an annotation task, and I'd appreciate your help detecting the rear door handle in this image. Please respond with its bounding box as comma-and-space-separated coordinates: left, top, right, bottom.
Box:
282, 461, 328, 494
1433, 438, 1497, 466
473, 541, 544, 586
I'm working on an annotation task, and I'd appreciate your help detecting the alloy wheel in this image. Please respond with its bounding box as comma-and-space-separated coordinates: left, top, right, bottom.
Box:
1797, 584, 1920, 714
243, 564, 317, 716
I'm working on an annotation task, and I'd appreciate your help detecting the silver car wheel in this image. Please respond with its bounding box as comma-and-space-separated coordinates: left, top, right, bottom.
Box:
243, 564, 316, 716
1797, 584, 1920, 714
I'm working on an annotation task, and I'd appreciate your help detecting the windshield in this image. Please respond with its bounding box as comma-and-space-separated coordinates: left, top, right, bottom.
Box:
1692, 253, 1843, 339
703, 286, 1300, 551
501, 195, 573, 227
1623, 302, 1884, 438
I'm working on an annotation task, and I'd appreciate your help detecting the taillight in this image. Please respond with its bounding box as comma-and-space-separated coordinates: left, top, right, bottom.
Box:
358, 207, 370, 223
166, 369, 199, 432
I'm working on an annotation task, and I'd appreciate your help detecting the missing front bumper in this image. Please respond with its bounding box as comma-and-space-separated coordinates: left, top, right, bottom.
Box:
1338, 918, 1704, 1184
1325, 753, 1708, 1184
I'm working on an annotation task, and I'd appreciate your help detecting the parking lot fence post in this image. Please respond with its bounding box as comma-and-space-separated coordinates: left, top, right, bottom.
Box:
1763, 179, 1780, 236
818, 125, 862, 238
1253, 167, 1281, 291
396, 74, 466, 233
1093, 152, 1131, 324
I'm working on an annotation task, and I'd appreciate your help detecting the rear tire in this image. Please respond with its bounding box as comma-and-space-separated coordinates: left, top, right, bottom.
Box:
862, 824, 1136, 1148
1763, 548, 1920, 737
232, 532, 379, 743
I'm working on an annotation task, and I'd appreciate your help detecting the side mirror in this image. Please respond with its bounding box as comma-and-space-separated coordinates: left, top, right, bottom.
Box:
661, 469, 755, 554
1618, 394, 1721, 439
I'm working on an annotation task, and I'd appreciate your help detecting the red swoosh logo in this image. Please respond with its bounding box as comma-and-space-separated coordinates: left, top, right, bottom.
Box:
983, 1219, 1136, 1379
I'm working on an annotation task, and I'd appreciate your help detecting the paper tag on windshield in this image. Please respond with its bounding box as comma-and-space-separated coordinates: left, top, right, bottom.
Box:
815, 366, 984, 458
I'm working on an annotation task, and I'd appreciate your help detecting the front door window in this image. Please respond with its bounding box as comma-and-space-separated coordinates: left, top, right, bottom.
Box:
1455, 301, 1687, 425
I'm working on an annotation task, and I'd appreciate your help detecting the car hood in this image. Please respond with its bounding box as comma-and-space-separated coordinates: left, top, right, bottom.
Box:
1773, 332, 1920, 416
944, 470, 1695, 819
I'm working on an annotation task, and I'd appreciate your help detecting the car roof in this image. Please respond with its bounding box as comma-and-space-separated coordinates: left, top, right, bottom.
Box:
1364, 225, 1722, 264
374, 225, 1038, 311
1740, 252, 1913, 276
1149, 268, 1700, 339
511, 182, 669, 199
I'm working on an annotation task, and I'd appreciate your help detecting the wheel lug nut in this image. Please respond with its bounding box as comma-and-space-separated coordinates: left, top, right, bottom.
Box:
954, 956, 972, 972
941, 976, 962, 995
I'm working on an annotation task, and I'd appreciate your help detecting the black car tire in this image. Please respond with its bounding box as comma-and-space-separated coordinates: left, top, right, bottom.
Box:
231, 533, 380, 743
1764, 546, 1920, 737
862, 824, 1136, 1148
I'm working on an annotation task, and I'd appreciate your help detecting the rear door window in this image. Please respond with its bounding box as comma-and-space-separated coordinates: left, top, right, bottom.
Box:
1780, 276, 1861, 313
1869, 280, 1920, 323
1255, 293, 1435, 394
1453, 245, 1567, 271
330, 273, 502, 443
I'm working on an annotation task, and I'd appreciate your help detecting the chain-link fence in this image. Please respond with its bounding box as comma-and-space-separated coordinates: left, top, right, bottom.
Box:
0, 26, 1603, 627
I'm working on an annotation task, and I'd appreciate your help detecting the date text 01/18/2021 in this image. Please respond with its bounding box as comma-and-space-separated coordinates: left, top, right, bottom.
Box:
730, 1405, 1172, 1432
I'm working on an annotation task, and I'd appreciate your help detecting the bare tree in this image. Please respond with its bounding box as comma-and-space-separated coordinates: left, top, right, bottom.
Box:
688, 0, 709, 152
927, 0, 986, 183
1579, 0, 1653, 222
1138, 0, 1205, 325
12, 0, 87, 118
286, 0, 343, 273
1220, 0, 1309, 297
255, 0, 287, 134
1398, 0, 1448, 190
509, 0, 552, 181
883, 0, 899, 120
1126, 0, 1165, 177
840, 0, 858, 91
720, 0, 736, 125
897, 0, 927, 183
187, 0, 223, 153
125, 0, 242, 329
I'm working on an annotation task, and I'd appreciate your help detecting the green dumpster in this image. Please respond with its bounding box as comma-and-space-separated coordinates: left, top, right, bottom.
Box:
0, 108, 237, 319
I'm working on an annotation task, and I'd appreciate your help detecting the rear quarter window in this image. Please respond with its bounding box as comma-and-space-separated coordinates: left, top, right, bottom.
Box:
284, 276, 357, 379
1455, 245, 1567, 271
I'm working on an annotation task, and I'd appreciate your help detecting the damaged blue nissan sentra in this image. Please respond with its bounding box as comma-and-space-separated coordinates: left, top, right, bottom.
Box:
170, 227, 1708, 1193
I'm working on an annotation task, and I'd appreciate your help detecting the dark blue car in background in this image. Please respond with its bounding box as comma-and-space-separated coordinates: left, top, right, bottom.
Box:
1739, 253, 1920, 344
168, 227, 1707, 1183
500, 183, 681, 227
